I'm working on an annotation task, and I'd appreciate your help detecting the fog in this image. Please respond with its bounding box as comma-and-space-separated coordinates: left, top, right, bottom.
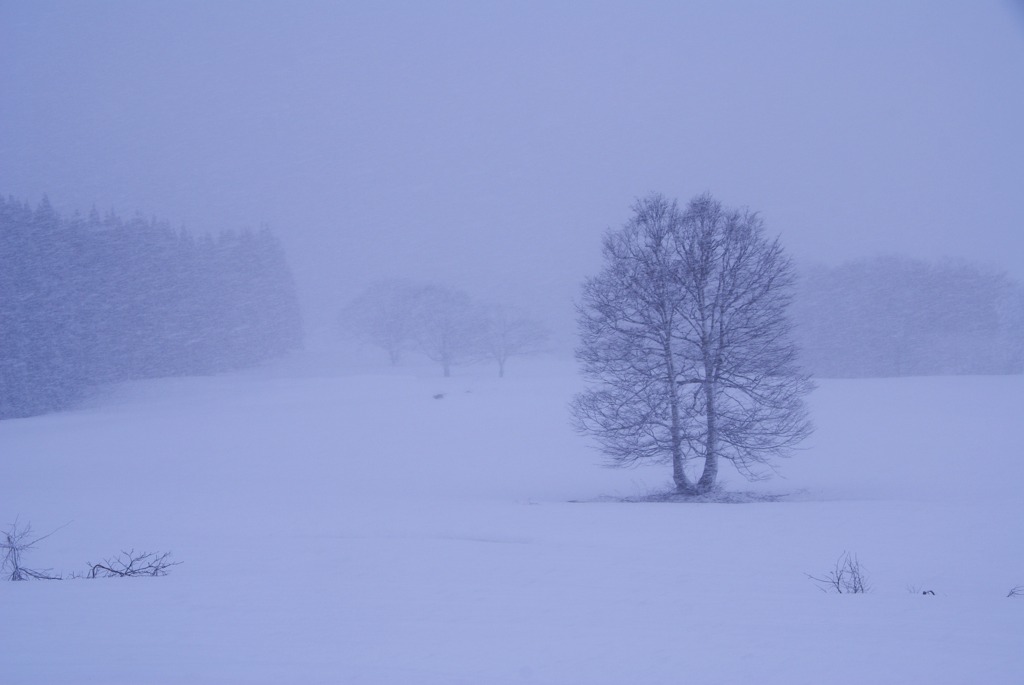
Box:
2, 0, 1023, 341
4, 5, 1024, 679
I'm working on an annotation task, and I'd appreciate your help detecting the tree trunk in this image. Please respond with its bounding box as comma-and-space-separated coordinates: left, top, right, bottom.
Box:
670, 397, 694, 494
672, 441, 694, 494
697, 376, 718, 493
498, 357, 506, 378
666, 346, 694, 494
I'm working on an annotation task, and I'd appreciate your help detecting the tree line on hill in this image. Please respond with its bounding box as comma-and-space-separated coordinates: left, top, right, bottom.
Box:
0, 194, 303, 419
791, 255, 1024, 378
340, 280, 550, 377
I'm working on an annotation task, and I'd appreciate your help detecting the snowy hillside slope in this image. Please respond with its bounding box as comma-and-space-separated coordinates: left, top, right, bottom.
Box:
1, 357, 1022, 684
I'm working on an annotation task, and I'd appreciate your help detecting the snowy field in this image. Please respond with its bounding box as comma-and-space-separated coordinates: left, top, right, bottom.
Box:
2, 355, 1022, 684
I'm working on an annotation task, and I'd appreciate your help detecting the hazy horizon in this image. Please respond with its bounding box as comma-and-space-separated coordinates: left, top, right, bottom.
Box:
3, 1, 1023, 336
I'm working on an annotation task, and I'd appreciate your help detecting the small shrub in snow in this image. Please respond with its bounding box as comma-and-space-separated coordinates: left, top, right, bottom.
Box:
1, 521, 61, 580
1008, 586, 1023, 598
2, 520, 179, 581
807, 552, 869, 594
86, 550, 180, 578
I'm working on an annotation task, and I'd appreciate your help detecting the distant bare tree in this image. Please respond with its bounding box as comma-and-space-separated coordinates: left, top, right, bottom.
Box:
482, 304, 549, 377
573, 193, 812, 495
340, 280, 424, 365
413, 285, 486, 377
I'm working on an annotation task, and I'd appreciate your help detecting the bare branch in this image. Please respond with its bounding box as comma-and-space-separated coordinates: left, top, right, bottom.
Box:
88, 550, 181, 578
807, 552, 870, 594
1, 521, 63, 581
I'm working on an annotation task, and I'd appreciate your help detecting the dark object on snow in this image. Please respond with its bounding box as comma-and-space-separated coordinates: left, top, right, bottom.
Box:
88, 550, 180, 578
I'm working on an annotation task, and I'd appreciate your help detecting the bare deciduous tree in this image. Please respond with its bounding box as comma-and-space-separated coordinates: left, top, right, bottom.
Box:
413, 284, 485, 377
573, 193, 812, 495
482, 304, 549, 377
573, 195, 695, 490
340, 280, 424, 365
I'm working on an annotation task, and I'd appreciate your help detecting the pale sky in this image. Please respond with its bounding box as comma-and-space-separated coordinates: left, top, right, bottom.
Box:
2, 0, 1022, 335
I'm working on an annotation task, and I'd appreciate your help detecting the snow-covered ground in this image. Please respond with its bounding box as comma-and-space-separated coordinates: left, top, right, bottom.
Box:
2, 356, 1022, 684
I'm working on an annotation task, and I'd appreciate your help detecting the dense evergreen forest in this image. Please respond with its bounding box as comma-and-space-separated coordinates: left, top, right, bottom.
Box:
0, 195, 303, 419
792, 256, 1024, 378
